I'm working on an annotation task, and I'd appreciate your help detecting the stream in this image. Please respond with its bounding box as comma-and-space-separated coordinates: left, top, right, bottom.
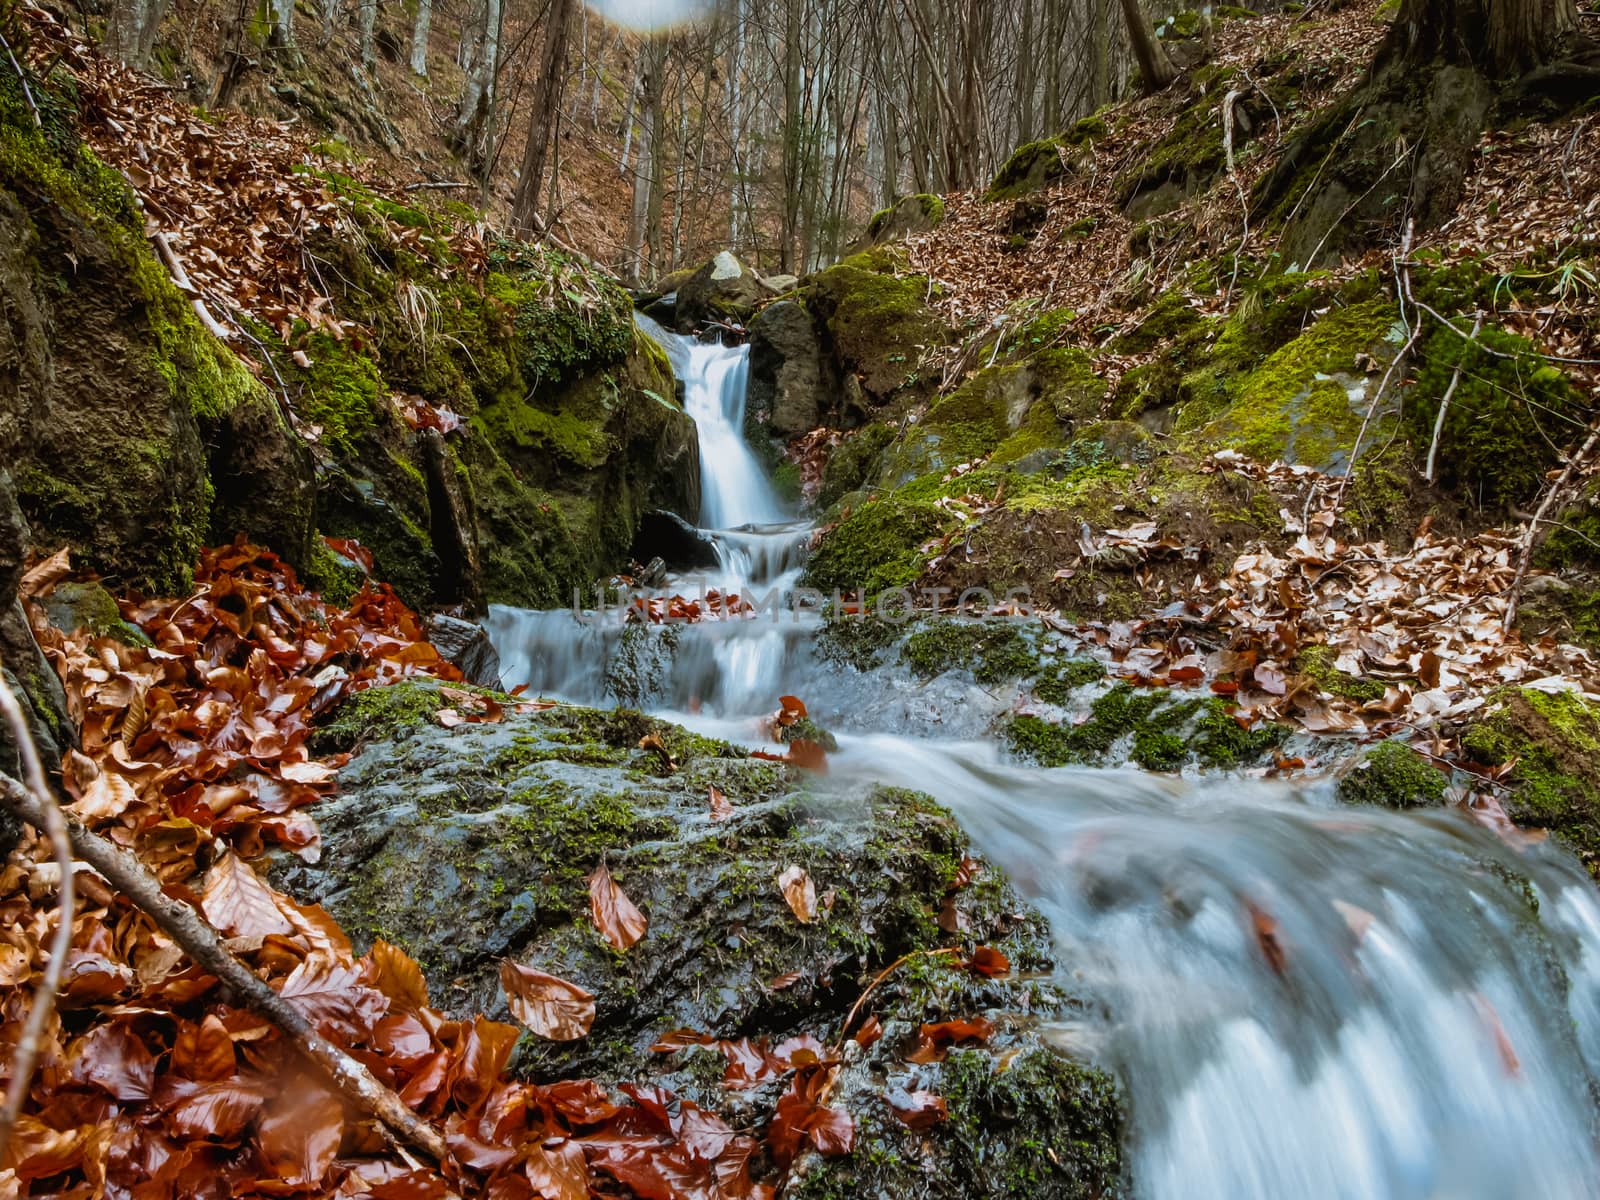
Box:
487, 324, 1600, 1198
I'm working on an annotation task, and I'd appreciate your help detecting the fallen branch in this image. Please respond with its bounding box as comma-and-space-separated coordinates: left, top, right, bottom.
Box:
0, 772, 451, 1164
1425, 315, 1483, 484
0, 672, 74, 1160
149, 230, 235, 343
402, 180, 471, 191
0, 32, 40, 128
1502, 419, 1600, 635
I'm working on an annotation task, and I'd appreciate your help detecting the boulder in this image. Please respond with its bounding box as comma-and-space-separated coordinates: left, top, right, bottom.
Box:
749, 300, 837, 439
631, 509, 721, 571
672, 251, 772, 333
278, 680, 1128, 1198
425, 614, 503, 688
863, 193, 946, 245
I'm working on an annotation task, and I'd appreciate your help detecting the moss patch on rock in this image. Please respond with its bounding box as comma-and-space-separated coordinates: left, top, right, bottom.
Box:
1462, 689, 1600, 876
804, 248, 947, 401
1338, 740, 1447, 809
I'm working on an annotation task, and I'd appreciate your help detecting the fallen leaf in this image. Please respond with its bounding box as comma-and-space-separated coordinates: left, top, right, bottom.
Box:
588, 863, 648, 951
778, 865, 817, 924
500, 961, 595, 1041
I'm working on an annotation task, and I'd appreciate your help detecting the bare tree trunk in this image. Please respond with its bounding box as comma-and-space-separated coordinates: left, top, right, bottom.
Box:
511, 0, 577, 235
269, 0, 295, 48
1118, 0, 1178, 92
357, 0, 376, 72
451, 0, 503, 178
626, 37, 667, 284
1384, 0, 1579, 74
107, 0, 172, 69
780, 0, 804, 272
410, 0, 432, 75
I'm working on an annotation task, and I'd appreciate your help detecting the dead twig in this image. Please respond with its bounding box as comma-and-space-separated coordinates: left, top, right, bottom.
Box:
0, 772, 451, 1164
1425, 315, 1483, 484
0, 31, 40, 128
1502, 419, 1600, 635
0, 671, 74, 1160
149, 230, 235, 343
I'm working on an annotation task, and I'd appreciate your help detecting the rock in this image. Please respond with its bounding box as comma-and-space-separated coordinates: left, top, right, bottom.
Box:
1337, 740, 1447, 809
630, 510, 720, 571
0, 475, 73, 786
862, 194, 946, 245
672, 251, 772, 333
1461, 688, 1600, 877
425, 614, 502, 688
801, 249, 949, 404
0, 109, 314, 595
749, 301, 837, 439
277, 680, 1127, 1196
759, 273, 800, 293
984, 139, 1074, 202
38, 581, 147, 645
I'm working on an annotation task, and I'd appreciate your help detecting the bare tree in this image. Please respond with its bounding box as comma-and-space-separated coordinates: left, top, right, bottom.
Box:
1118, 0, 1178, 92
512, 0, 578, 234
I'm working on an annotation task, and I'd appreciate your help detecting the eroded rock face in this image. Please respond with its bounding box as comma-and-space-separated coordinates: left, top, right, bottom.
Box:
749, 300, 837, 439
279, 679, 1128, 1198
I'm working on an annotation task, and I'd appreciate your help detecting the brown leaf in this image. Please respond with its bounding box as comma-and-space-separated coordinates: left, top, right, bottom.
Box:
1247, 901, 1288, 976
20, 547, 72, 597
279, 951, 389, 1040
588, 863, 648, 951
363, 939, 431, 1015
201, 851, 293, 939
850, 1015, 883, 1049
778, 864, 817, 924
500, 961, 595, 1041
906, 1017, 995, 1064
708, 784, 733, 821
258, 1090, 344, 1186
964, 946, 1010, 977
887, 1088, 948, 1129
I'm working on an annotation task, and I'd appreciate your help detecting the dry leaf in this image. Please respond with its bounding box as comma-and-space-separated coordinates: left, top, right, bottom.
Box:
778, 865, 816, 924
588, 863, 647, 951
500, 961, 595, 1041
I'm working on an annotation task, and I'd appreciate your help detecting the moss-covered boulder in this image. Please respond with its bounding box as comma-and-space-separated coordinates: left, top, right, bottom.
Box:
278, 680, 1127, 1196
671, 250, 772, 333
802, 249, 948, 403
1, 68, 313, 594
864, 193, 947, 243
1462, 689, 1600, 877
1338, 740, 1447, 809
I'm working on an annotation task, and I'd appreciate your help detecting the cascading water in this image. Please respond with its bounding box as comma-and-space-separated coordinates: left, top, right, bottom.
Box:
484, 316, 1600, 1198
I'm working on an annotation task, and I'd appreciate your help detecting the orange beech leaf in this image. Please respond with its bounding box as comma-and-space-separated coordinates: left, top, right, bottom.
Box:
362, 939, 432, 1015
20, 547, 72, 597
524, 1139, 588, 1200
171, 1013, 236, 1082
258, 1090, 344, 1186
500, 962, 595, 1041
769, 1066, 854, 1166
588, 863, 648, 951
200, 851, 293, 939
67, 1020, 156, 1102
851, 1015, 884, 1049
278, 952, 389, 1040
1247, 900, 1289, 976
708, 784, 734, 821
906, 1017, 996, 1064
964, 946, 1010, 977
887, 1088, 948, 1129
777, 865, 817, 924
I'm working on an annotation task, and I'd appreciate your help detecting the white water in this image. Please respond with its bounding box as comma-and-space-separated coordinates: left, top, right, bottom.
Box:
486, 323, 1600, 1198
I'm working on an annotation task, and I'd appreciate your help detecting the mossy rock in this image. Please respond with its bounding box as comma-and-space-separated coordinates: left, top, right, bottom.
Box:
1178, 298, 1401, 471
985, 139, 1074, 203
1403, 319, 1585, 510
1461, 689, 1600, 876
818, 424, 894, 510
1, 66, 312, 593
802, 496, 945, 598
865, 193, 947, 243
1295, 645, 1386, 703
803, 248, 948, 401
1004, 683, 1288, 771
901, 620, 1041, 686
279, 679, 1127, 1192
1338, 740, 1447, 809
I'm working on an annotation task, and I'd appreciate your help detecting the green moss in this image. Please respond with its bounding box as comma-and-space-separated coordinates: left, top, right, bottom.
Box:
1181, 298, 1399, 468
1462, 689, 1600, 873
304, 537, 364, 606
805, 249, 945, 399
1297, 644, 1385, 702
902, 622, 1038, 685
1034, 658, 1107, 704
819, 424, 894, 508
985, 139, 1071, 202
312, 678, 454, 752
1338, 740, 1447, 809
1006, 684, 1286, 770
865, 193, 946, 241
802, 496, 944, 596
292, 333, 382, 455
1404, 321, 1585, 509
816, 613, 902, 671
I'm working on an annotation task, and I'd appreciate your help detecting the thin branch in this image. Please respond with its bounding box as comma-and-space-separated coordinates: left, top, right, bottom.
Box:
0, 671, 74, 1159
1337, 222, 1419, 509
1425, 315, 1483, 484
0, 773, 451, 1164
1502, 420, 1600, 636
0, 31, 40, 128
149, 231, 235, 342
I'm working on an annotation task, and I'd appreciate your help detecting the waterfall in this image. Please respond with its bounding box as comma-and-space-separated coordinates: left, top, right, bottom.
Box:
485, 314, 1600, 1198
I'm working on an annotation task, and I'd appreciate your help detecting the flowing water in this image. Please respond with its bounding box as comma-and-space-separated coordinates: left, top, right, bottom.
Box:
487, 323, 1600, 1198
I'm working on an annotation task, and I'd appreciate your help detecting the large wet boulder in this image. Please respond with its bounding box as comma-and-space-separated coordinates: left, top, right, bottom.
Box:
279, 679, 1128, 1198
801, 248, 949, 404
749, 300, 838, 439
863, 194, 946, 244
672, 251, 772, 333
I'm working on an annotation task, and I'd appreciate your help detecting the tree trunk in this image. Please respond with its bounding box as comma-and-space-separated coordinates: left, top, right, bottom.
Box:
269, 0, 294, 48
626, 37, 667, 285
1380, 0, 1578, 75
358, 0, 376, 72
511, 0, 577, 235
451, 0, 503, 178
1118, 0, 1178, 92
410, 0, 432, 75
779, 0, 804, 272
